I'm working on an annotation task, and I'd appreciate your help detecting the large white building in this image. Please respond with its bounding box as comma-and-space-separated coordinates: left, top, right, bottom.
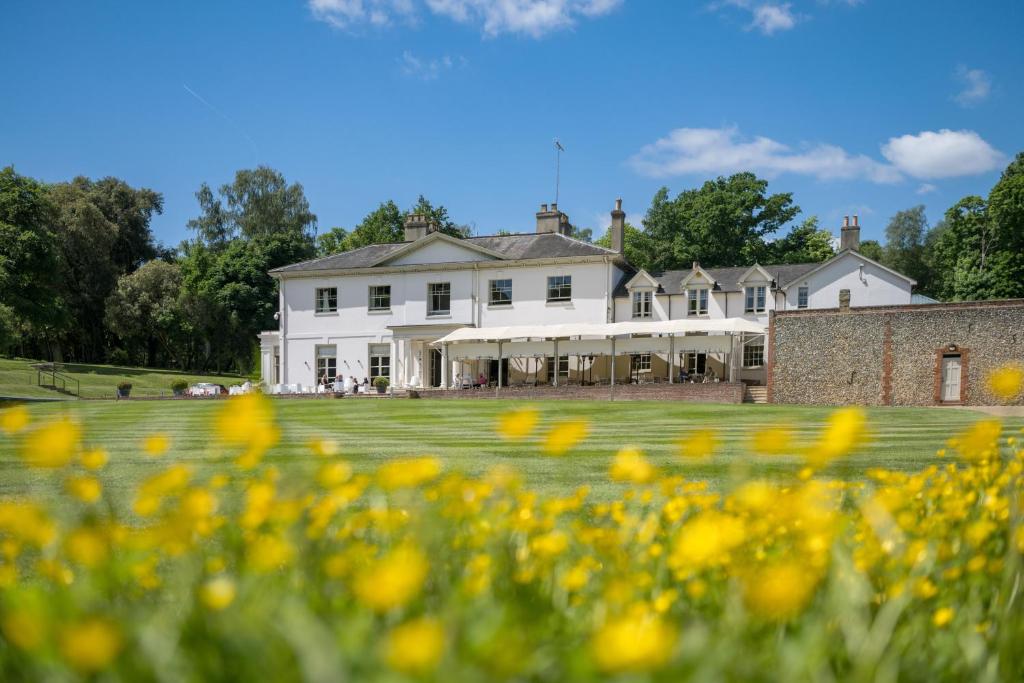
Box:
261, 203, 914, 391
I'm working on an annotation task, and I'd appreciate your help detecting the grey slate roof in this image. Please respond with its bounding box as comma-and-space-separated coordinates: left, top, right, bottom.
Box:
270, 232, 618, 274
612, 263, 820, 298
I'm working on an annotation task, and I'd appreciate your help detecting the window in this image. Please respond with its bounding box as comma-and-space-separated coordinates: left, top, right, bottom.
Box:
273, 346, 280, 384
797, 286, 809, 309
489, 279, 512, 306
315, 287, 338, 314
744, 285, 766, 313
632, 290, 652, 319
743, 335, 765, 368
369, 285, 391, 311
316, 345, 337, 382
546, 355, 569, 382
688, 288, 709, 316
631, 353, 652, 371
547, 275, 572, 302
683, 352, 707, 374
369, 343, 390, 379
427, 282, 450, 316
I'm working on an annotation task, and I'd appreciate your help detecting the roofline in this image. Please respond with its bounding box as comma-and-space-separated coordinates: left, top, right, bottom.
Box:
778, 249, 917, 290
369, 231, 509, 266
735, 263, 774, 286
679, 265, 719, 289
270, 253, 623, 280
623, 269, 661, 290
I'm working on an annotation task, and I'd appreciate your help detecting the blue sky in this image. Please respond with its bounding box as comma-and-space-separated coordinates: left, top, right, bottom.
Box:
2, 1, 1021, 250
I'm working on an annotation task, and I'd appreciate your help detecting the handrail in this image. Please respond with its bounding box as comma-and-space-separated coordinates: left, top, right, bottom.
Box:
37, 368, 80, 398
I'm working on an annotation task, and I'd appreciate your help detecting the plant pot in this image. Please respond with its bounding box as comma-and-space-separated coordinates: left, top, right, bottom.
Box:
173, 389, 184, 398
376, 385, 387, 394
117, 389, 131, 399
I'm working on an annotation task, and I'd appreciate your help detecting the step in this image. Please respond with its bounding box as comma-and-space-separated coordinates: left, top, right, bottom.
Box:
743, 386, 768, 404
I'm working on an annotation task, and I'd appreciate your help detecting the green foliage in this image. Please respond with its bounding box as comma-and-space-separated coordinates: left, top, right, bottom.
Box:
882, 205, 931, 286
116, 381, 132, 391
316, 227, 349, 256
595, 223, 657, 271
104, 261, 185, 368
373, 375, 390, 388
323, 196, 470, 255
857, 239, 884, 262
767, 216, 835, 264
170, 379, 189, 392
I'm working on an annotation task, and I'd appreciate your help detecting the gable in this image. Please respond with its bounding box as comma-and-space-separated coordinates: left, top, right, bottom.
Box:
383, 238, 501, 266
625, 270, 660, 290
737, 264, 773, 285
781, 250, 916, 290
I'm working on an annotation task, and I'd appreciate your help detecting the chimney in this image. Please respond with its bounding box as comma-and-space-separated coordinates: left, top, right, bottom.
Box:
610, 198, 625, 254
839, 288, 851, 312
692, 260, 700, 270
404, 213, 435, 241
840, 214, 860, 251
536, 203, 571, 235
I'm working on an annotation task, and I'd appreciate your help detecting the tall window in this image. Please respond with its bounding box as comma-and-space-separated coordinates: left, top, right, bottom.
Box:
369, 285, 391, 311
316, 345, 337, 382
632, 290, 652, 319
631, 353, 652, 371
688, 288, 709, 315
743, 335, 765, 368
489, 279, 512, 306
547, 275, 572, 302
744, 285, 766, 313
369, 344, 390, 379
273, 346, 280, 384
427, 282, 450, 316
797, 286, 809, 309
315, 287, 338, 314
546, 355, 569, 382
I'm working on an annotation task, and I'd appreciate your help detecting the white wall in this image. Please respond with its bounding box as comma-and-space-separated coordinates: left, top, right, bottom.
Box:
781, 253, 912, 310
387, 240, 496, 266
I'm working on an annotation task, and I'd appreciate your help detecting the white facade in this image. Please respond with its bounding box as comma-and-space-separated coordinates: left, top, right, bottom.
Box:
262, 227, 915, 391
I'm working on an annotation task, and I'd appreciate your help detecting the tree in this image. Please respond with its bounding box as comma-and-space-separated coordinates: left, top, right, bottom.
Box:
988, 151, 1024, 270
882, 206, 930, 287
857, 239, 884, 262
317, 227, 350, 256
929, 196, 1021, 301
324, 196, 469, 254
642, 173, 800, 270
595, 223, 656, 272
105, 260, 185, 367
767, 217, 835, 264
86, 176, 163, 272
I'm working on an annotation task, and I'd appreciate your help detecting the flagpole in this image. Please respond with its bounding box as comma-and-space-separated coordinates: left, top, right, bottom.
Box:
554, 139, 564, 206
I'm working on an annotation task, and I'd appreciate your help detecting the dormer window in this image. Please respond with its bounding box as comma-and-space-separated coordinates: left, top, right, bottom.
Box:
688, 288, 709, 316
632, 291, 652, 319
745, 285, 766, 314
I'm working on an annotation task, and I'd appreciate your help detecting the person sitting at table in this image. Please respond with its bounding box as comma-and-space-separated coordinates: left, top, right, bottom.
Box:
679, 367, 689, 383
477, 372, 487, 388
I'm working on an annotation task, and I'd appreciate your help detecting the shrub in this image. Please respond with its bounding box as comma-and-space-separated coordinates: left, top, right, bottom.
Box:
116, 381, 132, 392
373, 376, 390, 388
170, 380, 188, 393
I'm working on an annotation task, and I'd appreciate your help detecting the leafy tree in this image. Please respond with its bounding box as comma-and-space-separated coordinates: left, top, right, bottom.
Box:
767, 217, 835, 264
642, 173, 800, 270
929, 196, 1020, 301
86, 177, 163, 272
316, 227, 349, 256
595, 223, 656, 272
105, 260, 184, 367
857, 239, 884, 262
881, 206, 931, 287
325, 196, 469, 254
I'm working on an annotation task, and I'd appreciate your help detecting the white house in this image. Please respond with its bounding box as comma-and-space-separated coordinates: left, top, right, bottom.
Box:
261, 205, 914, 391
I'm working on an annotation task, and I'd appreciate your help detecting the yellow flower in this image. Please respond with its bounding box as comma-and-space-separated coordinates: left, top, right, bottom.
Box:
669, 510, 745, 571
378, 457, 442, 490
949, 420, 1002, 462
1, 405, 30, 435
214, 394, 280, 468
592, 611, 675, 673
933, 607, 954, 628
751, 426, 793, 455
808, 408, 866, 466
20, 417, 81, 468
609, 447, 657, 484
0, 502, 56, 547
741, 563, 819, 621
309, 438, 339, 457
384, 617, 445, 674
530, 530, 570, 558
200, 576, 237, 611
246, 534, 294, 572
2, 608, 46, 651
353, 546, 429, 612
65, 475, 102, 504
679, 429, 719, 460
497, 407, 539, 440
543, 420, 589, 456
316, 462, 353, 489
143, 433, 170, 456
64, 527, 108, 568
987, 364, 1024, 400
60, 618, 122, 673
79, 448, 109, 470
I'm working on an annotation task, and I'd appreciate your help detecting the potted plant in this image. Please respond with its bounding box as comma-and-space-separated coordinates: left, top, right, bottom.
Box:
117, 381, 132, 399
170, 380, 188, 397
373, 376, 390, 394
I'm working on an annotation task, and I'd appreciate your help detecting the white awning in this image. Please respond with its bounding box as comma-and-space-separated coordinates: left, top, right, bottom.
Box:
432, 318, 765, 345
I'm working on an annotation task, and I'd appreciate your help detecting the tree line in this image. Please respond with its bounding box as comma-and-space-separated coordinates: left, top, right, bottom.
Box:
2, 152, 1021, 373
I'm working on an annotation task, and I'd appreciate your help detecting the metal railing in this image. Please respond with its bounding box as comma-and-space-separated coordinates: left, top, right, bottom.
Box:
36, 366, 80, 397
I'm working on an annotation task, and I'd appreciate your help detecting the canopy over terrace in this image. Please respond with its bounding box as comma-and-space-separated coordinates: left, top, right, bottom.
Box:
431, 318, 766, 389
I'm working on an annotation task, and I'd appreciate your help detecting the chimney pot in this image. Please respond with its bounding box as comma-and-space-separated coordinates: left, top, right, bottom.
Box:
615, 197, 622, 211
853, 214, 859, 227
551, 202, 558, 211
843, 216, 849, 228
540, 203, 548, 212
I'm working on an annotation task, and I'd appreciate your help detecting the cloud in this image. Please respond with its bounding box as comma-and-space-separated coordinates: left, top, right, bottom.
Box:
953, 65, 992, 107
749, 4, 796, 34
399, 51, 462, 80
916, 183, 937, 195
881, 129, 1005, 179
629, 126, 902, 183
310, 0, 621, 36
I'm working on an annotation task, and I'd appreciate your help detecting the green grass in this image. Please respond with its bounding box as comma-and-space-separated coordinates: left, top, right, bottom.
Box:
0, 357, 247, 400
2, 398, 1019, 508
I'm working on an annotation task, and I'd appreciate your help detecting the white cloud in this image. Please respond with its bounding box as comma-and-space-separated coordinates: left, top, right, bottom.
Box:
749, 4, 796, 34
310, 0, 621, 36
916, 183, 937, 195
881, 129, 1005, 179
629, 126, 902, 183
953, 65, 992, 107
399, 51, 462, 80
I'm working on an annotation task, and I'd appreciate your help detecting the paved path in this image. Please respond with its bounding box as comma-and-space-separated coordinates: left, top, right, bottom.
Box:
951, 405, 1024, 418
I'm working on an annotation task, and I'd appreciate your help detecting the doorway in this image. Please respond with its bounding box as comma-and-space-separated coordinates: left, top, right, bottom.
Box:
488, 358, 509, 387
940, 354, 962, 402
429, 348, 443, 388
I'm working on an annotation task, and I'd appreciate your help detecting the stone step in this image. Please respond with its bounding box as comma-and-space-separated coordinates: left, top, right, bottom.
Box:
743, 386, 768, 404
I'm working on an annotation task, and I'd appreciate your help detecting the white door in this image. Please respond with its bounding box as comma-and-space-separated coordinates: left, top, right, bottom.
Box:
941, 355, 962, 402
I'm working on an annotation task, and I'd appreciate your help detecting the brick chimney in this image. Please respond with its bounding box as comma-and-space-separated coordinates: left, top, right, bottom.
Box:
610, 198, 625, 254
536, 202, 572, 235
404, 213, 435, 241
840, 215, 861, 251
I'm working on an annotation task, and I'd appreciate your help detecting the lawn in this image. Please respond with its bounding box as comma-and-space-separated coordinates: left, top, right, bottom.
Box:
2, 397, 1016, 506
0, 358, 248, 400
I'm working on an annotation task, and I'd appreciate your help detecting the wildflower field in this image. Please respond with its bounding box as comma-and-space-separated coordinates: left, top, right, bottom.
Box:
0, 389, 1023, 681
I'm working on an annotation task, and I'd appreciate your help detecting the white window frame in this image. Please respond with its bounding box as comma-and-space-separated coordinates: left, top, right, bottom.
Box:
489, 279, 512, 306
742, 334, 765, 368
546, 355, 569, 382
316, 345, 337, 382
745, 285, 766, 314
632, 352, 652, 372
547, 275, 572, 303
797, 286, 809, 309
368, 343, 390, 379
368, 285, 391, 312
315, 287, 338, 314
427, 282, 451, 316
688, 287, 709, 316
632, 290, 652, 319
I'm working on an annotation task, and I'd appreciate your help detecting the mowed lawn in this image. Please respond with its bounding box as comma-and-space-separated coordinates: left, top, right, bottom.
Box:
3, 398, 1019, 509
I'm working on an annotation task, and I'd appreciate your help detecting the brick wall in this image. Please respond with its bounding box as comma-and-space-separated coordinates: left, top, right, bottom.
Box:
418, 382, 745, 403
769, 299, 1024, 406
